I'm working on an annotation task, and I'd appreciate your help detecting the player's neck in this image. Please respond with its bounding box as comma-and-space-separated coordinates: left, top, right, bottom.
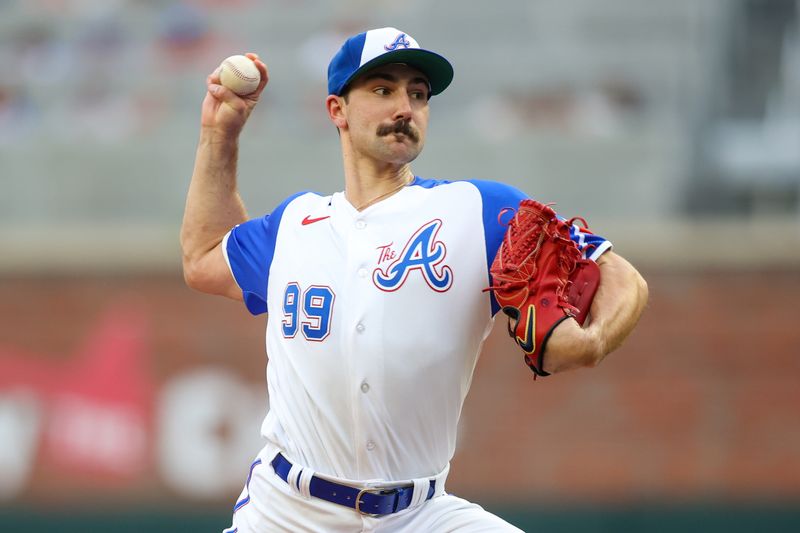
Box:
343, 160, 414, 212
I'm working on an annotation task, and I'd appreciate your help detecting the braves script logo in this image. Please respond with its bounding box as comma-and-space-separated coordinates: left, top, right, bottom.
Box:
384, 33, 412, 51
373, 219, 453, 292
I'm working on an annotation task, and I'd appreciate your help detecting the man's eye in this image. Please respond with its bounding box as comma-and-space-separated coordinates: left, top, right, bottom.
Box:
374, 87, 389, 95
411, 91, 426, 100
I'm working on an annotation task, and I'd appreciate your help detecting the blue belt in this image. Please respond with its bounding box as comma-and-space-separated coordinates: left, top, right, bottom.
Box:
271, 453, 436, 516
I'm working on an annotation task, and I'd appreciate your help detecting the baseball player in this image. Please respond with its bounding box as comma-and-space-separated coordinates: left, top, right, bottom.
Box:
181, 27, 648, 532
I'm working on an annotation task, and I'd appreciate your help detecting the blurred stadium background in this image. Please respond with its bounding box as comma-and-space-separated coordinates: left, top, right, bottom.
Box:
1, 0, 799, 531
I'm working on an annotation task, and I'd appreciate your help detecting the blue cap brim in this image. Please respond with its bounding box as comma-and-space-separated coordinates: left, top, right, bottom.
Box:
339, 48, 454, 96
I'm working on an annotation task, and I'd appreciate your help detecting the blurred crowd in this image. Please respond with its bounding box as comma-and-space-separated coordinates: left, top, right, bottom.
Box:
1, 0, 798, 224
0, 0, 243, 144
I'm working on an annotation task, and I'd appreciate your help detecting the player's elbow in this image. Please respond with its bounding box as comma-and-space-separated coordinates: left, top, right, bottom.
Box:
182, 248, 241, 301
181, 235, 231, 293
180, 234, 203, 290
182, 252, 217, 294
182, 256, 209, 292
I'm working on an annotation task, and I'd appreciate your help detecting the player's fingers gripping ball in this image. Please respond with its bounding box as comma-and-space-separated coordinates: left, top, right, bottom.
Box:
486, 200, 601, 377
219, 54, 261, 95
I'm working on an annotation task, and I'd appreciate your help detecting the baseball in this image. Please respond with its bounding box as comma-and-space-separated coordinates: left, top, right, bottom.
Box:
219, 55, 261, 96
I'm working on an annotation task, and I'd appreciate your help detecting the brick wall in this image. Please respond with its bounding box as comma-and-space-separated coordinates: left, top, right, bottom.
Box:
0, 269, 797, 507
453, 269, 800, 503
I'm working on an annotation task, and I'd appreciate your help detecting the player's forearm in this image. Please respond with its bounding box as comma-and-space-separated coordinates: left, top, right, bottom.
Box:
180, 131, 248, 272
584, 251, 648, 364
540, 252, 647, 374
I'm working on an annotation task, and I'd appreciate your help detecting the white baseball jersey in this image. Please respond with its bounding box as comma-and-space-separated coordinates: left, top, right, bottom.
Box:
223, 177, 610, 483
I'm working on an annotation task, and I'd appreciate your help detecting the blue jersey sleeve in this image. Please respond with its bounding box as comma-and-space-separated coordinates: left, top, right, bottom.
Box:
567, 221, 612, 262
223, 192, 306, 315
466, 180, 528, 316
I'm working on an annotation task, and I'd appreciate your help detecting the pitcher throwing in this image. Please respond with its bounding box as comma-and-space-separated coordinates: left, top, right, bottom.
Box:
180, 27, 649, 532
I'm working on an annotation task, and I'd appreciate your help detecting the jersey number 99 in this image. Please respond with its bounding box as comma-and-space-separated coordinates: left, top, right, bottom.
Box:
281, 283, 335, 341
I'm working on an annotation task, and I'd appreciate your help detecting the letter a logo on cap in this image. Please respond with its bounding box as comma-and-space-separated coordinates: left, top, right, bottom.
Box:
327, 27, 453, 96
384, 33, 412, 51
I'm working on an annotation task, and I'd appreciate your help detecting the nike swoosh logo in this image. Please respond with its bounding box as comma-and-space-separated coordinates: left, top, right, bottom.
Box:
503, 304, 536, 354
515, 305, 536, 354
301, 215, 330, 226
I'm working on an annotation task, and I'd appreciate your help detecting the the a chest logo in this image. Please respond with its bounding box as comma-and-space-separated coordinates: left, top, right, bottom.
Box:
373, 219, 453, 292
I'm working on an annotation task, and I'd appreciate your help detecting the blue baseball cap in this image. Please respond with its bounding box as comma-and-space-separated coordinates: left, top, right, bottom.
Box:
327, 27, 454, 97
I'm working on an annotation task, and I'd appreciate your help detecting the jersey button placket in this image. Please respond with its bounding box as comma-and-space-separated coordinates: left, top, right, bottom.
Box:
345, 211, 382, 472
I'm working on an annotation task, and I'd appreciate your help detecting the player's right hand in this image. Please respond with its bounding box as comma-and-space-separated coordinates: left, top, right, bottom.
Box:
201, 53, 269, 139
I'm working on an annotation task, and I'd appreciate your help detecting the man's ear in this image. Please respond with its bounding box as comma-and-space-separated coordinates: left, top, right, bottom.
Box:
326, 95, 347, 130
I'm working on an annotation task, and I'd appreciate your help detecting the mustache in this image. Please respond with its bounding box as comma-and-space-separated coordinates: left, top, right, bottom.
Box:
376, 119, 419, 143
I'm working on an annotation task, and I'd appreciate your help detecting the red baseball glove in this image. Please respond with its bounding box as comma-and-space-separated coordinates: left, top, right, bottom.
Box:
486, 199, 601, 377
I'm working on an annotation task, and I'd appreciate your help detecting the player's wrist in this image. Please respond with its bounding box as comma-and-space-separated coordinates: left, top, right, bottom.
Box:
199, 126, 241, 148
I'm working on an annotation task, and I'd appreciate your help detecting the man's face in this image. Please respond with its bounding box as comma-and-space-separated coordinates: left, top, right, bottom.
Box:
339, 63, 431, 166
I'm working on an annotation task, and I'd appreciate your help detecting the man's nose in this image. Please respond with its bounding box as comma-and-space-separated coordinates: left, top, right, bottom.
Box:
392, 93, 413, 121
